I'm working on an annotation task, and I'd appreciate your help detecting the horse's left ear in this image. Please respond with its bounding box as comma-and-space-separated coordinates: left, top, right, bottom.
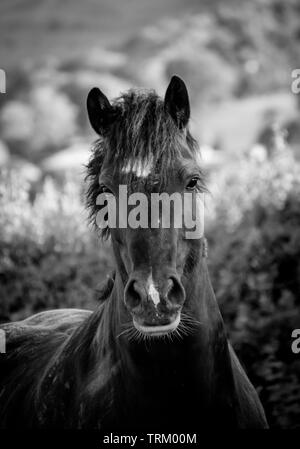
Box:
87, 87, 115, 135
164, 75, 190, 129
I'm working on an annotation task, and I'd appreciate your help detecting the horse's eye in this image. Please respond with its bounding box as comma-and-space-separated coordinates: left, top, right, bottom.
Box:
186, 177, 199, 190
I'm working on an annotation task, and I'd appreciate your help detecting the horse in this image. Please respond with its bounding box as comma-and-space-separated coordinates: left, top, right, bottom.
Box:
0, 76, 268, 429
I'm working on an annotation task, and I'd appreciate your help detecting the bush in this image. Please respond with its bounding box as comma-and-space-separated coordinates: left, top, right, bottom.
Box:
206, 140, 300, 428
0, 171, 113, 322
0, 85, 79, 160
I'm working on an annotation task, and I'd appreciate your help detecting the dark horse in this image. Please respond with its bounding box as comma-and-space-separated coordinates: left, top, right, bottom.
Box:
0, 76, 268, 429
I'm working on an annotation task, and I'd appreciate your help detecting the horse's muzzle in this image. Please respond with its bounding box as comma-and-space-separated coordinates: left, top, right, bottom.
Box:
124, 273, 185, 335
133, 313, 181, 337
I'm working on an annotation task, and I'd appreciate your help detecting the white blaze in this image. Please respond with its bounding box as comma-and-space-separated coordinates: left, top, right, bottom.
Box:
122, 157, 153, 178
147, 277, 160, 306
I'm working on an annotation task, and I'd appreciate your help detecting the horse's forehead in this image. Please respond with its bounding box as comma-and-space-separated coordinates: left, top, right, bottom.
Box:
118, 148, 196, 181
121, 155, 154, 179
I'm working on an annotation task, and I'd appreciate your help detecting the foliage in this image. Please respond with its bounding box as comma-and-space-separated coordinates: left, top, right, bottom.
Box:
206, 141, 300, 428
122, 0, 300, 102
0, 85, 78, 160
0, 171, 112, 322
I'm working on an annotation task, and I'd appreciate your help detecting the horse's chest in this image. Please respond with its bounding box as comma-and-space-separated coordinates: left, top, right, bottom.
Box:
112, 371, 204, 430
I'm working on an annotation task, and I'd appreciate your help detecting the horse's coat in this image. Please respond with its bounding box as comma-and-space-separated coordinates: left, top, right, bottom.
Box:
0, 76, 268, 429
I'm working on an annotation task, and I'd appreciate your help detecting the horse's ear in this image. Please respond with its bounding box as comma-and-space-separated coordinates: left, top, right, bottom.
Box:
87, 87, 115, 135
164, 75, 190, 129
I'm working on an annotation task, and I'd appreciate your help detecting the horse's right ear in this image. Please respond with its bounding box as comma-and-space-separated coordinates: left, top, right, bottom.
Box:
87, 87, 114, 135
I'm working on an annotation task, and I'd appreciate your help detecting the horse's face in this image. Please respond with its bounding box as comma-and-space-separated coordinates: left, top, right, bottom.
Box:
109, 158, 204, 338
87, 76, 204, 337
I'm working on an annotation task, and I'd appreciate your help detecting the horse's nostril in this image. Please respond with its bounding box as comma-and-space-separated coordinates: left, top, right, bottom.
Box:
124, 280, 144, 311
167, 276, 185, 307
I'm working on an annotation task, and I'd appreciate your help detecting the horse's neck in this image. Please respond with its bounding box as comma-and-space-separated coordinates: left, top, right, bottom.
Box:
38, 255, 266, 428
52, 261, 243, 427
99, 260, 236, 401
85, 260, 237, 427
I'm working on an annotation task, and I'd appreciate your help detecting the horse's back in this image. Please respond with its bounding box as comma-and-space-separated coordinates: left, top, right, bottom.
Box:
0, 307, 92, 364
0, 308, 92, 428
19, 308, 92, 330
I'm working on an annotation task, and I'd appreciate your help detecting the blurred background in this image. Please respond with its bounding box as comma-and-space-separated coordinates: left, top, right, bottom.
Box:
1, 0, 300, 428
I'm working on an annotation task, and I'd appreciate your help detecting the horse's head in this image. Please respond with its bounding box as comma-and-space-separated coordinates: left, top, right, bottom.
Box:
87, 76, 206, 339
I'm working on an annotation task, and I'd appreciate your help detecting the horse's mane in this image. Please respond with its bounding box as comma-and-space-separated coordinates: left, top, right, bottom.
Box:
85, 89, 200, 236
95, 271, 115, 302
